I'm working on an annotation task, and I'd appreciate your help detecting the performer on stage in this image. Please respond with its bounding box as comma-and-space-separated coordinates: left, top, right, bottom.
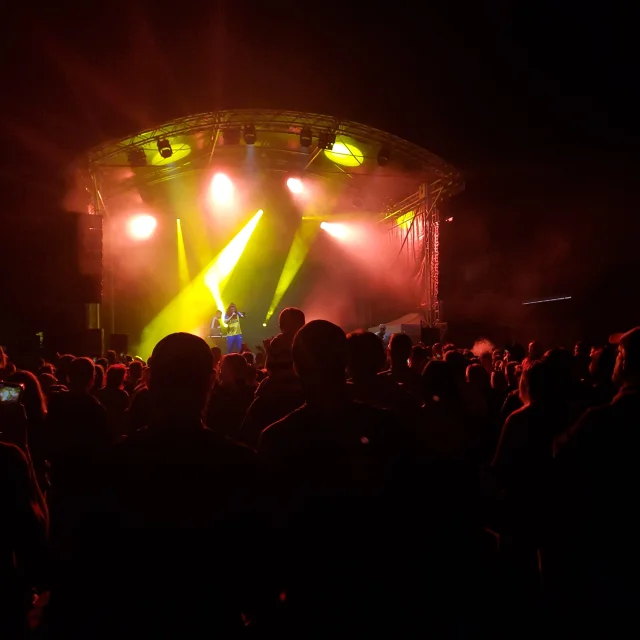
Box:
209, 310, 223, 348
224, 303, 245, 353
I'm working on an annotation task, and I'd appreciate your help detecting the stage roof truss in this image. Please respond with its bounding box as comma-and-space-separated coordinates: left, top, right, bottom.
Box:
82, 109, 462, 325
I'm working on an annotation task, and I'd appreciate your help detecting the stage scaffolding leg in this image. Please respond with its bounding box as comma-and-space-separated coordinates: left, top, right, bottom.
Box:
418, 182, 442, 327
89, 168, 114, 337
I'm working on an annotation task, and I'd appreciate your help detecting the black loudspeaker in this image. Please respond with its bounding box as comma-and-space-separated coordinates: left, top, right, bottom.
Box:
77, 214, 103, 303
82, 329, 104, 356
421, 327, 441, 345
109, 333, 129, 355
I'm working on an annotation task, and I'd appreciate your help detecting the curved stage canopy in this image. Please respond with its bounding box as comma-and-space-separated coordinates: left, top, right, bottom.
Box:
82, 108, 463, 217
75, 110, 463, 349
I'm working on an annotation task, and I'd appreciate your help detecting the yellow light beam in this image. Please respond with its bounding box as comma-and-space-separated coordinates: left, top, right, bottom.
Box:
176, 218, 190, 287
137, 210, 264, 355
204, 209, 264, 319
265, 220, 319, 322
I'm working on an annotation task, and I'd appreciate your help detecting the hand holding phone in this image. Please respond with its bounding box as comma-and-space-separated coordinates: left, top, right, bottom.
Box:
0, 383, 28, 449
0, 382, 24, 405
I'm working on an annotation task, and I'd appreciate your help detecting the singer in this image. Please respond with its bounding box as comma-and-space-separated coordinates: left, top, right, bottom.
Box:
224, 302, 245, 353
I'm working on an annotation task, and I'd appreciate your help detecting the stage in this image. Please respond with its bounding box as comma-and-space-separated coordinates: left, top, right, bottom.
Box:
69, 110, 462, 355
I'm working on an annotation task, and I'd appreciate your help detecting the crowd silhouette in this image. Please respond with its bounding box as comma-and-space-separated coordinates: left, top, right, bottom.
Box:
1, 311, 639, 638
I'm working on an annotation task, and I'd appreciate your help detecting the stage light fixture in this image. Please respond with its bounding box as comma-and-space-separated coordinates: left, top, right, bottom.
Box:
127, 214, 157, 241
320, 221, 348, 239
128, 148, 147, 167
286, 177, 304, 194
377, 145, 391, 167
325, 141, 364, 167
210, 173, 234, 205
243, 124, 256, 145
157, 138, 173, 159
262, 322, 267, 327
318, 132, 336, 150
300, 127, 312, 147
445, 216, 454, 222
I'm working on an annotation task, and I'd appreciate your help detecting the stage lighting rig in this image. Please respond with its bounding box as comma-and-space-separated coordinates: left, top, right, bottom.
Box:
377, 145, 391, 167
318, 132, 336, 150
128, 148, 147, 167
243, 124, 256, 145
157, 138, 173, 159
300, 127, 313, 147
223, 128, 241, 145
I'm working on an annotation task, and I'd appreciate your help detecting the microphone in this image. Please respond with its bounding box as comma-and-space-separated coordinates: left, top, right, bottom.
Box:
237, 311, 246, 318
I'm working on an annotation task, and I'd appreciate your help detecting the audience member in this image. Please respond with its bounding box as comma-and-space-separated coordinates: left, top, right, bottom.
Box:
380, 332, 423, 401
2, 308, 637, 637
50, 333, 259, 638
95, 364, 130, 438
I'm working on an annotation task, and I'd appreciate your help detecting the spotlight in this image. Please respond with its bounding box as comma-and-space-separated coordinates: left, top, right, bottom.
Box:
128, 148, 147, 167
262, 322, 267, 327
320, 221, 348, 239
286, 177, 304, 194
157, 138, 173, 159
210, 173, 234, 205
300, 127, 312, 147
377, 145, 391, 167
243, 124, 256, 145
445, 216, 454, 222
318, 132, 336, 150
127, 214, 157, 240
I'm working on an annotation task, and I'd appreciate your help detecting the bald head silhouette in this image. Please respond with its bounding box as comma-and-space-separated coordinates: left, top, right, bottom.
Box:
292, 320, 347, 386
150, 333, 214, 420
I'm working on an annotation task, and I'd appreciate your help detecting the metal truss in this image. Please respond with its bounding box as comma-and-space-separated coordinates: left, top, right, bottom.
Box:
84, 109, 463, 327
383, 183, 444, 325
85, 109, 463, 195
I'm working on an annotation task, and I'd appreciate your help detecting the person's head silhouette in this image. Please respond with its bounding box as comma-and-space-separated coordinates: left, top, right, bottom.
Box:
612, 326, 640, 387
292, 320, 346, 401
149, 333, 214, 424
68, 357, 95, 393
389, 332, 412, 367
346, 330, 386, 381
279, 307, 305, 337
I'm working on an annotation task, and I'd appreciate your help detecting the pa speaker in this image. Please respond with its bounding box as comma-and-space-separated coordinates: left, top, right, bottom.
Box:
421, 327, 441, 345
82, 329, 104, 357
109, 333, 129, 355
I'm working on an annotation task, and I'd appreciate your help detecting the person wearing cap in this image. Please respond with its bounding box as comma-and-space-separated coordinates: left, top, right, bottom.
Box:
553, 326, 640, 626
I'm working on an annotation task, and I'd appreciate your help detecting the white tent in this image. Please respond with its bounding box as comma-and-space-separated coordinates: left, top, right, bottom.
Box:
368, 312, 423, 343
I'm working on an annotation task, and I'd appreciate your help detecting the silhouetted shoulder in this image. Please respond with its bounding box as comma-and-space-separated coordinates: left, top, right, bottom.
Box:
0, 441, 30, 473
258, 405, 306, 452
557, 393, 639, 460
117, 423, 256, 461
259, 401, 416, 458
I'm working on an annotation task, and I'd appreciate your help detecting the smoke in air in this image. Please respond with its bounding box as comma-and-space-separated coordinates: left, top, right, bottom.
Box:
472, 338, 495, 357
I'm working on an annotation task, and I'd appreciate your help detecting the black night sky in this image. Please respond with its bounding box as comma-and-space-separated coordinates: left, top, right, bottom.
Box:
1, 2, 637, 345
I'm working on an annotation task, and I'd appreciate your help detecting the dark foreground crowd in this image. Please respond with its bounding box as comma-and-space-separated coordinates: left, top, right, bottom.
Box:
1, 307, 639, 638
